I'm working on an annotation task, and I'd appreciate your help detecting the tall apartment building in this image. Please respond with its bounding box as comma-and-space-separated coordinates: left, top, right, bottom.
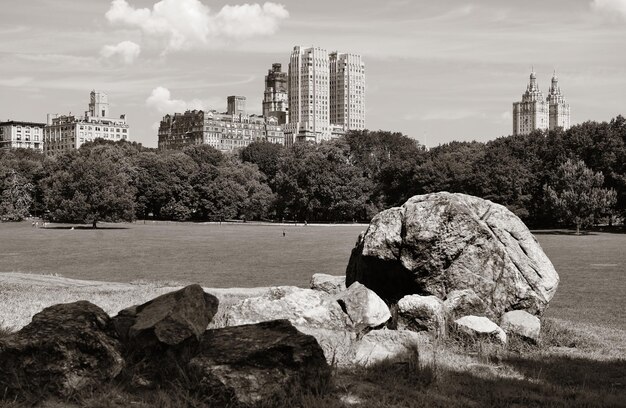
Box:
0, 121, 45, 151
262, 63, 289, 125
287, 46, 331, 144
44, 90, 129, 154
330, 52, 365, 131
158, 101, 284, 152
286, 46, 365, 145
227, 96, 246, 116
513, 70, 570, 136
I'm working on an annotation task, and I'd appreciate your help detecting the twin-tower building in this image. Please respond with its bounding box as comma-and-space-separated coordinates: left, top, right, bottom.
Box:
512, 70, 570, 136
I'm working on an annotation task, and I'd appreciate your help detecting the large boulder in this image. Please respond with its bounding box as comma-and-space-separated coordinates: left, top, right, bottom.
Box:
336, 282, 391, 332
397, 294, 446, 338
223, 286, 350, 330
500, 310, 541, 343
112, 284, 218, 346
346, 192, 559, 318
187, 319, 330, 406
453, 315, 507, 345
310, 273, 347, 294
0, 301, 124, 398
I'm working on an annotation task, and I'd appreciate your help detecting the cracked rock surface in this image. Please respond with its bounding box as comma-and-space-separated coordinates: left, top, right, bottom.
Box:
346, 192, 559, 318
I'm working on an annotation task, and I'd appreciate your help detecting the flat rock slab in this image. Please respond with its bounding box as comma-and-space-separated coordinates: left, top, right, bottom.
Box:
454, 315, 507, 344
0, 301, 124, 398
500, 310, 541, 343
112, 284, 219, 346
310, 273, 347, 294
187, 319, 330, 406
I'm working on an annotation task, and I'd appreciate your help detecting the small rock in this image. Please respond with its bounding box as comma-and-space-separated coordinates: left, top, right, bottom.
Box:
353, 329, 429, 366
500, 310, 541, 343
310, 273, 347, 294
112, 284, 219, 346
444, 289, 485, 319
187, 320, 330, 406
0, 301, 124, 398
336, 282, 391, 331
397, 294, 446, 338
453, 315, 507, 344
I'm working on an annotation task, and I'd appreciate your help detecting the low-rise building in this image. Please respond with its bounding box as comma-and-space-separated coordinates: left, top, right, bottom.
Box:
158, 106, 285, 152
43, 90, 129, 154
0, 121, 45, 151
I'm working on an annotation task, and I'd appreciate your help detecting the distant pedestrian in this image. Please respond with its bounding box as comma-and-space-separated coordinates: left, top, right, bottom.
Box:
282, 230, 286, 237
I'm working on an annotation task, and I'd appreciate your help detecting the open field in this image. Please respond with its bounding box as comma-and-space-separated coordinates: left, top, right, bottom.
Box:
1, 222, 624, 327
0, 222, 624, 407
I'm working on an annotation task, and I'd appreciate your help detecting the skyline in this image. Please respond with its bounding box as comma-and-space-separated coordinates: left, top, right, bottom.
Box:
1, 0, 625, 148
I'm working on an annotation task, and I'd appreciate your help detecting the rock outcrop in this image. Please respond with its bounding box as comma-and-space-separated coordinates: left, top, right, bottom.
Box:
500, 310, 541, 343
346, 192, 559, 318
397, 294, 446, 337
443, 289, 486, 320
453, 315, 507, 344
188, 319, 330, 406
223, 286, 350, 330
336, 282, 391, 332
0, 301, 124, 398
112, 284, 218, 346
310, 273, 347, 294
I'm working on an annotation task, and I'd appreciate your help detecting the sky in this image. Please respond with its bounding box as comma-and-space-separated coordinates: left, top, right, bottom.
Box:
0, 0, 625, 148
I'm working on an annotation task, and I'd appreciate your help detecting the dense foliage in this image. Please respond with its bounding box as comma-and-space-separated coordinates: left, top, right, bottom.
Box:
1, 116, 625, 229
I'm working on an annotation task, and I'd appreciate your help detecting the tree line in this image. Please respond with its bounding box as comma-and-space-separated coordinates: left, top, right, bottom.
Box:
0, 115, 624, 230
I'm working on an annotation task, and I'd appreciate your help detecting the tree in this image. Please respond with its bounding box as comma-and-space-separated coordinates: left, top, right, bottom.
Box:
42, 144, 137, 228
544, 159, 616, 234
0, 169, 34, 221
240, 141, 284, 184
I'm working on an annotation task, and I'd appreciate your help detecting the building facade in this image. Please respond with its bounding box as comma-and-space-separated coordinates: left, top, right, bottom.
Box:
43, 90, 129, 154
0, 121, 45, 151
262, 63, 289, 125
227, 96, 247, 116
547, 72, 570, 131
330, 52, 365, 131
287, 46, 331, 144
513, 70, 570, 136
158, 107, 285, 152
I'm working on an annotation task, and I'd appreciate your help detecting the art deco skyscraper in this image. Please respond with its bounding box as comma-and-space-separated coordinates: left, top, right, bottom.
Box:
287, 46, 330, 144
547, 71, 571, 131
262, 63, 289, 125
512, 70, 549, 136
330, 52, 365, 131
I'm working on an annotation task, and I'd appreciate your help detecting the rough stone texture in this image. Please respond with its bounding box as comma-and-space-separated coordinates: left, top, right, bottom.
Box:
336, 282, 391, 331
500, 310, 541, 343
353, 329, 429, 366
223, 286, 350, 330
297, 327, 358, 366
112, 284, 218, 346
346, 192, 560, 318
444, 289, 486, 319
0, 301, 124, 398
453, 315, 507, 344
187, 319, 330, 406
397, 294, 446, 338
310, 273, 347, 294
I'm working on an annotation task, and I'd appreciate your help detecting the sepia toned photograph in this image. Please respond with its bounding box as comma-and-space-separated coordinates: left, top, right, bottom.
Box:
0, 0, 624, 406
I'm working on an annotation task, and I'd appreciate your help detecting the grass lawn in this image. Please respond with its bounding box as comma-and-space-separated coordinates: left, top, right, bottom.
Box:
0, 222, 624, 407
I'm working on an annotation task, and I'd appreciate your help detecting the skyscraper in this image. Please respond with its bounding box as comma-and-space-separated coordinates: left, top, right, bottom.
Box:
513, 69, 570, 136
512, 70, 549, 136
287, 46, 331, 144
330, 52, 365, 131
227, 96, 246, 116
262, 63, 289, 125
547, 71, 570, 131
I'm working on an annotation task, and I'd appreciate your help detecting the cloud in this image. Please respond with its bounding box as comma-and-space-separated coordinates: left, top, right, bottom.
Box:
591, 0, 626, 20
100, 41, 141, 64
146, 87, 212, 114
105, 0, 289, 53
0, 76, 34, 87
